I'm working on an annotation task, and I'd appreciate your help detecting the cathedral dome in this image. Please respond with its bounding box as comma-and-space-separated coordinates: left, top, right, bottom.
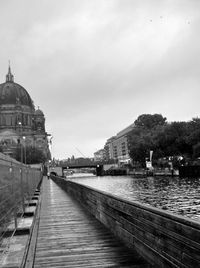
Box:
0, 66, 34, 108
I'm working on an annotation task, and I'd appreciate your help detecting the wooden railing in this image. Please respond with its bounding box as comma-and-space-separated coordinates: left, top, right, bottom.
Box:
52, 176, 200, 268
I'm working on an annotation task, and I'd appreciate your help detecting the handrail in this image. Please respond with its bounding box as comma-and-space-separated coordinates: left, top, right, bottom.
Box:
0, 156, 42, 246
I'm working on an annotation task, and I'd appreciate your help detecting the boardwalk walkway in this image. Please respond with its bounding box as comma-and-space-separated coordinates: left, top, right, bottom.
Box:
33, 177, 151, 267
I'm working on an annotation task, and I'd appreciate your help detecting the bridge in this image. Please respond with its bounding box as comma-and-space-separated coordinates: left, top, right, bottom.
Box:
50, 163, 104, 177
1, 157, 200, 267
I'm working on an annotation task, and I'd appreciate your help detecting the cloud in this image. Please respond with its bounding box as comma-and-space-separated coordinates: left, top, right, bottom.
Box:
0, 0, 200, 158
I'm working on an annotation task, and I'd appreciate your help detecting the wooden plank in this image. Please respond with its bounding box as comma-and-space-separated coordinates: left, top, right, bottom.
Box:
33, 178, 151, 267
96, 209, 187, 268
67, 181, 200, 248
106, 197, 200, 244
58, 179, 200, 268
22, 186, 42, 268
88, 197, 200, 262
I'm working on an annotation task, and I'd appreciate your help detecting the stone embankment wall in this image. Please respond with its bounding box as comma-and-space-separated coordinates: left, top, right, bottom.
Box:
52, 176, 200, 268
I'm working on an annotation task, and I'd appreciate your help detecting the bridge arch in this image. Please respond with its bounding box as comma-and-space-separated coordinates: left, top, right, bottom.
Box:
62, 164, 103, 176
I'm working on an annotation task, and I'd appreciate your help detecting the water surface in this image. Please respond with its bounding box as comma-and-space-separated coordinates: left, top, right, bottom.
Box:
71, 175, 200, 221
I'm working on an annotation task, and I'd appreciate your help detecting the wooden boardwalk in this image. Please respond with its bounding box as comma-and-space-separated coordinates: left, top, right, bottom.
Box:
33, 178, 151, 267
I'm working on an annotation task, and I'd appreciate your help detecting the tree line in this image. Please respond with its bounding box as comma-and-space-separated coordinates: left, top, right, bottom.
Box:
0, 145, 47, 164
128, 114, 200, 167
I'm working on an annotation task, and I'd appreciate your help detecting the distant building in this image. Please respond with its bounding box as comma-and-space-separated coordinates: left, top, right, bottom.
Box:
105, 123, 135, 165
94, 149, 105, 162
0, 66, 50, 159
104, 136, 116, 160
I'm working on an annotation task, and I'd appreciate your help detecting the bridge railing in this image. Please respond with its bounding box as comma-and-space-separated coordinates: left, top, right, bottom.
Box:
0, 155, 42, 242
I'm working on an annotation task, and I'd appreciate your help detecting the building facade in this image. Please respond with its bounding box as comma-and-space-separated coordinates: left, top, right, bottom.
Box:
0, 66, 50, 160
105, 123, 135, 165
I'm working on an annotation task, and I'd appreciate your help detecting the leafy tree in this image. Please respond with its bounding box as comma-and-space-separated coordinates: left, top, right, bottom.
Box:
134, 114, 167, 129
157, 122, 191, 156
128, 114, 200, 166
128, 123, 159, 166
14, 146, 47, 164
193, 143, 200, 158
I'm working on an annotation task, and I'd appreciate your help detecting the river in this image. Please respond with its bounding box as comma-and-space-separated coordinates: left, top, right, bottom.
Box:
70, 175, 200, 221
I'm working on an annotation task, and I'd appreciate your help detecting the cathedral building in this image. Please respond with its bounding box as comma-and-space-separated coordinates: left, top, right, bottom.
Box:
0, 66, 50, 160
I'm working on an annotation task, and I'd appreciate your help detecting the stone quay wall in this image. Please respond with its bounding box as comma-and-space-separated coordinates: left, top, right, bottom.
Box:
52, 176, 200, 268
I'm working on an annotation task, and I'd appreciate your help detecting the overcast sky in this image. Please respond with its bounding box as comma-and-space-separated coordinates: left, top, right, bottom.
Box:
0, 0, 199, 159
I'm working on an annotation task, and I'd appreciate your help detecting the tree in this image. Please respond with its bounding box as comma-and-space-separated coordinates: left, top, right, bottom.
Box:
193, 143, 200, 158
128, 114, 200, 166
128, 128, 156, 166
156, 122, 191, 156
128, 114, 167, 166
14, 146, 47, 164
134, 114, 167, 129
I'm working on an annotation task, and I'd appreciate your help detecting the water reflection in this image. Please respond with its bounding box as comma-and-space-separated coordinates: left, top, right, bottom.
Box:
72, 175, 200, 221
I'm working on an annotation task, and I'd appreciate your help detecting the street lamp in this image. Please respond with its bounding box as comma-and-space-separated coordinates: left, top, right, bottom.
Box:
17, 121, 25, 211
23, 136, 26, 164
18, 121, 23, 163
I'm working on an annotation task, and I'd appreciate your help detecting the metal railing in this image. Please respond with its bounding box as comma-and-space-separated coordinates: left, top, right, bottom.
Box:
0, 155, 42, 242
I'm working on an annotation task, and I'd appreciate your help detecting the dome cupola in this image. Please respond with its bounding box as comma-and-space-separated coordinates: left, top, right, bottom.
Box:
0, 66, 34, 108
35, 107, 44, 116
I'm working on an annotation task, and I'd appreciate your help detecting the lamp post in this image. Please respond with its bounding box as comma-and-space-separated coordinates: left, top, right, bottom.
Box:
18, 121, 23, 163
23, 136, 26, 164
18, 121, 25, 212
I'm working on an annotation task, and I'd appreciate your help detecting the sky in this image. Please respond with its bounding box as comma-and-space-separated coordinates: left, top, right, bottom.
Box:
0, 0, 200, 159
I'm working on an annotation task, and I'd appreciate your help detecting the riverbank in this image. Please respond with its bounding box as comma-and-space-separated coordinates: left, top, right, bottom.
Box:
130, 168, 179, 177
104, 167, 179, 177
